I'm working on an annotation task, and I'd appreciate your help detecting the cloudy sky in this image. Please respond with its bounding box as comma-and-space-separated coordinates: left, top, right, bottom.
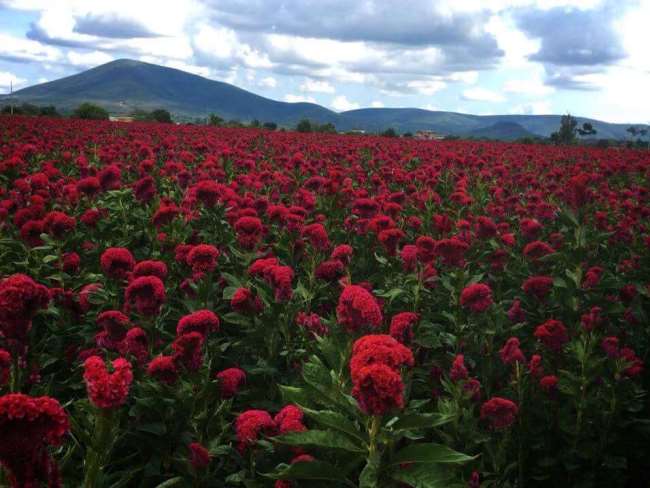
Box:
0, 0, 648, 123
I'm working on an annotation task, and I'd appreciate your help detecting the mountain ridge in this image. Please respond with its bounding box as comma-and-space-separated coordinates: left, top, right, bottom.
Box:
1, 58, 646, 139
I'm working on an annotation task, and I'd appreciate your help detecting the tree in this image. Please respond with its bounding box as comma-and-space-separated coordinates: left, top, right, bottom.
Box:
296, 119, 312, 133
73, 103, 109, 120
149, 109, 172, 123
381, 128, 398, 137
39, 105, 60, 117
208, 113, 223, 126
627, 126, 638, 139
249, 119, 261, 128
577, 122, 596, 137
263, 122, 277, 131
550, 113, 577, 144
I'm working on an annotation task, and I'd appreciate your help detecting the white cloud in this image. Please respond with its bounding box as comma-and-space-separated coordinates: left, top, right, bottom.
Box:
449, 71, 479, 84
371, 100, 384, 108
462, 87, 506, 102
300, 78, 335, 93
0, 33, 62, 63
0, 72, 28, 92
284, 94, 317, 103
331, 95, 360, 111
259, 76, 277, 88
509, 100, 552, 115
503, 76, 554, 96
67, 50, 113, 67
406, 79, 446, 95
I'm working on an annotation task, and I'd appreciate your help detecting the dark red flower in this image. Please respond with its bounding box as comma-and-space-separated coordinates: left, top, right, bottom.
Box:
460, 283, 493, 313
352, 363, 404, 416
147, 355, 179, 385
235, 409, 275, 452
216, 367, 246, 398
188, 442, 210, 470
172, 332, 204, 371
124, 276, 166, 316
499, 337, 525, 365
234, 216, 264, 249
0, 349, 10, 386
186, 244, 220, 273
177, 310, 220, 338
480, 397, 518, 429
100, 247, 135, 280
534, 319, 569, 351
132, 260, 168, 280
0, 274, 49, 351
522, 276, 554, 299
450, 354, 469, 382
336, 285, 383, 332
389, 312, 419, 344
296, 311, 329, 337
231, 287, 263, 314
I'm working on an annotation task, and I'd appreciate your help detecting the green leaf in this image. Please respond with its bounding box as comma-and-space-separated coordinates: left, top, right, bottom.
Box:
389, 463, 453, 488
222, 286, 239, 300
153, 477, 184, 488
278, 385, 312, 406
274, 430, 365, 452
43, 254, 59, 264
301, 407, 365, 442
391, 413, 454, 431
222, 312, 250, 326
389, 444, 475, 466
359, 450, 382, 488
266, 460, 351, 483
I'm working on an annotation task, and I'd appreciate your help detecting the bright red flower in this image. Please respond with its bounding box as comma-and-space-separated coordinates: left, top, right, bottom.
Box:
235, 410, 275, 452
460, 283, 493, 313
352, 363, 404, 416
274, 405, 306, 434
336, 285, 383, 332
216, 367, 246, 398
177, 310, 220, 338
132, 260, 168, 280
522, 276, 554, 299
389, 312, 419, 344
146, 356, 179, 385
499, 337, 526, 365
100, 247, 135, 280
480, 397, 518, 429
83, 356, 133, 409
186, 244, 220, 273
231, 287, 263, 314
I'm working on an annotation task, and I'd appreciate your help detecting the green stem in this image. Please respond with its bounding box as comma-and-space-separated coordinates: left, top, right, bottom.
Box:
83, 409, 114, 488
368, 415, 382, 458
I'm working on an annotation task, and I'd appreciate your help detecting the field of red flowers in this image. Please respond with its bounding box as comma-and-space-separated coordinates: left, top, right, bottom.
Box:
0, 115, 649, 488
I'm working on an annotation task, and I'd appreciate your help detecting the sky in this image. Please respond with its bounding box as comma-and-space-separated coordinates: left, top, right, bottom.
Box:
0, 0, 648, 123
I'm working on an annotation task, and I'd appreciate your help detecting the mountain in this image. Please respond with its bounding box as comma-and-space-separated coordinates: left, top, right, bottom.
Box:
1, 59, 646, 140
467, 121, 537, 140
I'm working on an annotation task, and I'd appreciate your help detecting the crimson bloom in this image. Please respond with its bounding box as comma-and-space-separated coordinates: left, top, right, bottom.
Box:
216, 367, 246, 398
235, 410, 275, 453
124, 276, 166, 316
188, 442, 211, 470
480, 397, 518, 429
352, 363, 404, 416
83, 356, 133, 409
534, 319, 569, 351
460, 283, 493, 313
336, 285, 383, 332
100, 247, 135, 280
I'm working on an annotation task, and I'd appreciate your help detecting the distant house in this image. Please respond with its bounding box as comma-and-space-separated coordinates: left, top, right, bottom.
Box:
109, 115, 134, 123
414, 130, 445, 140
348, 129, 366, 134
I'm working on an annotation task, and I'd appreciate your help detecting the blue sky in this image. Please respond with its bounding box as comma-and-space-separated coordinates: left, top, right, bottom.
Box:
0, 0, 648, 123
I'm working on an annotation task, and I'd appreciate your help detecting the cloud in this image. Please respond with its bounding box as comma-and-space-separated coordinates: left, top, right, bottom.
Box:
405, 79, 446, 95
503, 76, 553, 96
258, 76, 277, 88
509, 100, 552, 115
73, 13, 159, 38
67, 50, 113, 67
0, 71, 27, 92
371, 100, 384, 108
331, 95, 360, 111
462, 87, 505, 102
0, 33, 62, 63
300, 78, 335, 93
283, 93, 317, 103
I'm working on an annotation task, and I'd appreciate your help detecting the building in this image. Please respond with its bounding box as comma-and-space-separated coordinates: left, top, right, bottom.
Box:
414, 130, 445, 140
109, 115, 134, 123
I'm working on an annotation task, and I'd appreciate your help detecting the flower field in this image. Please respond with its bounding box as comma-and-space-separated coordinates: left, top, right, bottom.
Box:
0, 115, 649, 487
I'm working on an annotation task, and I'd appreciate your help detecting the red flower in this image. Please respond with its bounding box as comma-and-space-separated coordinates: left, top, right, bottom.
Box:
296, 312, 329, 337
539, 375, 558, 393
100, 247, 135, 280
216, 367, 246, 398
186, 244, 220, 273
400, 244, 418, 272
620, 347, 643, 377
235, 409, 275, 452
266, 265, 294, 302
435, 237, 469, 267
480, 397, 518, 429
83, 356, 133, 409
96, 310, 131, 344
0, 393, 69, 488
528, 354, 543, 377
315, 259, 345, 281
336, 285, 383, 332
499, 337, 526, 365
231, 287, 263, 314
0, 274, 49, 351
177, 310, 220, 338
389, 312, 419, 344
234, 216, 264, 249
330, 244, 353, 264
274, 405, 306, 434
44, 211, 76, 238
523, 241, 555, 261
352, 363, 404, 416
62, 252, 80, 274
460, 283, 493, 313
146, 356, 179, 385
582, 266, 603, 289
379, 228, 405, 256
534, 319, 569, 351
188, 442, 210, 470
132, 260, 168, 280
450, 354, 469, 382
350, 335, 414, 383
0, 349, 10, 386
581, 306, 603, 332
193, 180, 221, 207
301, 223, 330, 251
520, 218, 542, 241
119, 327, 149, 365
124, 276, 166, 316
172, 332, 205, 371
507, 299, 526, 323
522, 275, 554, 299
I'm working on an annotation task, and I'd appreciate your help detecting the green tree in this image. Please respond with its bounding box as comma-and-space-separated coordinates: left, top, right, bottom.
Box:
296, 119, 312, 133
263, 121, 277, 130
381, 127, 398, 137
577, 122, 596, 137
39, 105, 60, 117
550, 113, 578, 144
208, 113, 223, 126
73, 102, 109, 120
149, 109, 172, 123
249, 119, 261, 128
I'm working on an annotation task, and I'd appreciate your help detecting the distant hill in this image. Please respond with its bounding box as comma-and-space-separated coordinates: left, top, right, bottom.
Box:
1, 59, 646, 140
467, 121, 537, 140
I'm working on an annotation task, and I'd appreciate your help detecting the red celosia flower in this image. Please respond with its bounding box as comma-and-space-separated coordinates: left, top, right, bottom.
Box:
231, 287, 263, 314
336, 285, 383, 332
315, 259, 345, 281
520, 218, 542, 241
450, 354, 469, 382
132, 260, 168, 280
499, 337, 526, 365
296, 312, 329, 337
172, 332, 204, 371
77, 176, 100, 197
186, 244, 220, 273
350, 335, 414, 383
352, 363, 404, 416
235, 409, 275, 452
193, 180, 221, 207
177, 310, 220, 338
96, 310, 131, 345
620, 347, 643, 377
124, 276, 166, 316
0, 393, 69, 488
534, 319, 569, 351
188, 442, 210, 470
234, 216, 264, 249
582, 266, 603, 289
301, 223, 330, 251
522, 276, 554, 299
581, 306, 603, 332
460, 283, 493, 313
20, 219, 45, 246
44, 211, 76, 238
415, 236, 437, 263
83, 356, 133, 409
389, 312, 419, 344
528, 354, 543, 377
539, 375, 558, 393
379, 228, 405, 256
216, 367, 246, 398
119, 327, 149, 365
61, 252, 80, 274
100, 247, 135, 280
266, 265, 294, 302
330, 244, 353, 264
248, 257, 279, 277
480, 397, 518, 429
400, 244, 418, 272
0, 274, 49, 351
133, 176, 156, 202
274, 405, 306, 434
507, 299, 526, 323
146, 356, 179, 385
523, 240, 555, 260
435, 237, 469, 267
475, 216, 497, 239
